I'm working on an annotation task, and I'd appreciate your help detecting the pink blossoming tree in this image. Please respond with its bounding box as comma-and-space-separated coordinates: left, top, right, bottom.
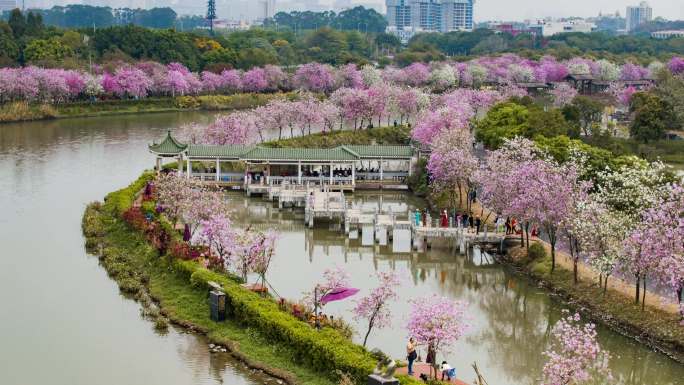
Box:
541, 311, 613, 385
406, 295, 469, 379
353, 271, 400, 347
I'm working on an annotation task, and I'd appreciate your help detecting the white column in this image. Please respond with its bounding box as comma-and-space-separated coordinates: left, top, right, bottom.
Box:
298, 161, 302, 184
177, 155, 183, 173
329, 162, 333, 185
215, 158, 220, 181
351, 163, 355, 186
379, 158, 384, 181
186, 157, 191, 179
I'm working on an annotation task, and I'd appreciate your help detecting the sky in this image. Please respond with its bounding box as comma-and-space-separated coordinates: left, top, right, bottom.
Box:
20, 0, 684, 21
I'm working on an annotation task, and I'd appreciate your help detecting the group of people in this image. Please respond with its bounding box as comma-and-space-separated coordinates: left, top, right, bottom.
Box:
414, 209, 484, 234
406, 337, 456, 381
493, 216, 540, 237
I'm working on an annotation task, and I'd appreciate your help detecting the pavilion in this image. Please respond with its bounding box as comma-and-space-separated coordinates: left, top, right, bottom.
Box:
148, 131, 416, 190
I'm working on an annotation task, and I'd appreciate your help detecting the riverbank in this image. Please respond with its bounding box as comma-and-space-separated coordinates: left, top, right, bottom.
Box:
0, 93, 295, 124
500, 241, 684, 363
83, 172, 424, 385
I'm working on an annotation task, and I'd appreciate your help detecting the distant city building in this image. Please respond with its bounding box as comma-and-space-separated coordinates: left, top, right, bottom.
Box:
385, 0, 474, 41
486, 21, 535, 36
0, 0, 16, 12
527, 19, 597, 36
259, 0, 276, 20
651, 30, 684, 39
626, 1, 652, 32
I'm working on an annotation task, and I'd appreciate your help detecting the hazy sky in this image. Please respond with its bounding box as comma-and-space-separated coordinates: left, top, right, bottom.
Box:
24, 0, 684, 21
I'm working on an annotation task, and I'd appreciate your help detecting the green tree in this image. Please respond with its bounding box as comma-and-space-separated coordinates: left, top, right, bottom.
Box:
8, 9, 26, 38
132, 8, 177, 29
25, 11, 44, 35
564, 96, 604, 136
24, 37, 73, 62
303, 27, 347, 64
0, 22, 19, 63
236, 47, 278, 69
475, 102, 529, 148
629, 93, 678, 143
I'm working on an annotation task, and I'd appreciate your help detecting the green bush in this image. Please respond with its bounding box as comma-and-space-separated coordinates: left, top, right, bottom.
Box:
527, 243, 547, 262
172, 257, 375, 383
102, 171, 154, 216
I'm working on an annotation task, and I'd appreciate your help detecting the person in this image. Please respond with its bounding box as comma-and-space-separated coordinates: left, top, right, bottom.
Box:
414, 209, 422, 227
440, 209, 448, 227
496, 216, 504, 233
422, 209, 427, 227
462, 213, 469, 230
505, 217, 511, 234
456, 212, 462, 228
425, 342, 436, 379
475, 216, 481, 234
406, 337, 418, 376
440, 361, 456, 381
468, 214, 474, 230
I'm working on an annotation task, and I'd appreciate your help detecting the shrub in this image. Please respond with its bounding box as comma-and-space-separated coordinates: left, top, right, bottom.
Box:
527, 242, 547, 262
103, 171, 154, 216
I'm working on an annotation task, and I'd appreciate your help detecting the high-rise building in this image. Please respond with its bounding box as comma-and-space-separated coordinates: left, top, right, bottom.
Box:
626, 1, 652, 32
386, 0, 474, 36
0, 0, 17, 12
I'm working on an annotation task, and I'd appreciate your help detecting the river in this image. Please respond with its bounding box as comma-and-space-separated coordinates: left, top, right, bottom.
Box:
0, 111, 682, 385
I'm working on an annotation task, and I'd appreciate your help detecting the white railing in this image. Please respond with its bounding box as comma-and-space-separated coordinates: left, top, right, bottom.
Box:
191, 172, 243, 182
269, 176, 299, 185
356, 171, 409, 181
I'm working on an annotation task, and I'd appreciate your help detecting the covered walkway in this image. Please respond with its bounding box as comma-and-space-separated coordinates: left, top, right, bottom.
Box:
148, 131, 416, 191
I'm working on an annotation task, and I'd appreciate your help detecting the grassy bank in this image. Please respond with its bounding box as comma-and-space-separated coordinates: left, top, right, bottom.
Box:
504, 243, 684, 363
0, 93, 296, 124
83, 172, 423, 385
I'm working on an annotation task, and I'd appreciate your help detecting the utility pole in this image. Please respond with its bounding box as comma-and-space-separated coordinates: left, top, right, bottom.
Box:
206, 0, 217, 35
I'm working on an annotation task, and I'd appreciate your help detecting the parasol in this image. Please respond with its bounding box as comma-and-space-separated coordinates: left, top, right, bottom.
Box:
320, 287, 359, 305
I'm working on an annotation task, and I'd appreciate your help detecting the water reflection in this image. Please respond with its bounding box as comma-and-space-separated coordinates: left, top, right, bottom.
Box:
0, 112, 266, 385
227, 191, 683, 385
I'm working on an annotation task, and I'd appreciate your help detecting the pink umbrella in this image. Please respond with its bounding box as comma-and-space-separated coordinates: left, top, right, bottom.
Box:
320, 287, 359, 305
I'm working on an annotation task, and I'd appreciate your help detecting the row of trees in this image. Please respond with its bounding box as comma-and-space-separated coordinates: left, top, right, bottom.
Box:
408, 29, 684, 63
4, 54, 682, 105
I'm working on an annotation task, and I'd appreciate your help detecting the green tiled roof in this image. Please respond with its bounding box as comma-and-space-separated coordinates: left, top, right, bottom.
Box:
149, 131, 187, 154
242, 147, 359, 161
343, 145, 414, 159
148, 132, 414, 161
187, 144, 253, 159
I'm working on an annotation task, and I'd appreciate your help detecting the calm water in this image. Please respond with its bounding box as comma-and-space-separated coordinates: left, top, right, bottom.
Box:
0, 112, 682, 385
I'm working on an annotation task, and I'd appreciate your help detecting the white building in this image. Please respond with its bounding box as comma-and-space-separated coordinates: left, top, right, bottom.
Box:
528, 19, 597, 37
386, 0, 474, 34
626, 1, 652, 32
0, 0, 16, 12
651, 30, 684, 39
